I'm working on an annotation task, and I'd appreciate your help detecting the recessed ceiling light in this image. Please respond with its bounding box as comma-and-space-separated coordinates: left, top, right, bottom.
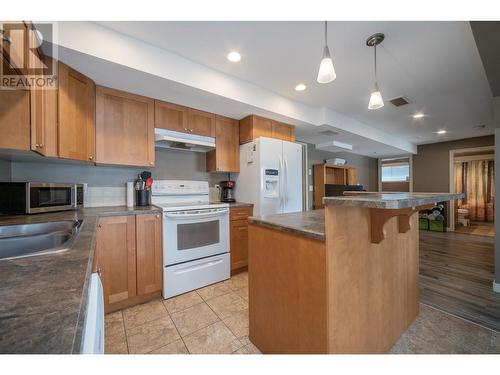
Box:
227, 51, 241, 62
436, 130, 447, 135
295, 84, 307, 92
412, 113, 425, 119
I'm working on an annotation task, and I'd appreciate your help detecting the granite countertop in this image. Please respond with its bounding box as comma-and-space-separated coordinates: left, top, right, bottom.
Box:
248, 210, 325, 242
323, 192, 464, 209
0, 205, 160, 354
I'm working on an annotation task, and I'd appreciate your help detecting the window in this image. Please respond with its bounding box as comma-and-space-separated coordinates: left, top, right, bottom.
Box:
381, 161, 410, 182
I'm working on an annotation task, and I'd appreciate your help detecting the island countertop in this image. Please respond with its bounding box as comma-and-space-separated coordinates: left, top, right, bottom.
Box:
0, 205, 161, 354
248, 210, 325, 241
323, 192, 464, 209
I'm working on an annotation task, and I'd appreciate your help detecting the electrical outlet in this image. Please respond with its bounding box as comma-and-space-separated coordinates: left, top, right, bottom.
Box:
308, 169, 312, 176
309, 185, 313, 192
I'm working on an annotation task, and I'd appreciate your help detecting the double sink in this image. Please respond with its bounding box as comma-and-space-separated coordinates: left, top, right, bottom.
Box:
0, 220, 83, 261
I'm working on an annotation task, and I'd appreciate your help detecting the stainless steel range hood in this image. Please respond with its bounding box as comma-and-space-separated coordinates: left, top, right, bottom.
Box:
154, 128, 215, 153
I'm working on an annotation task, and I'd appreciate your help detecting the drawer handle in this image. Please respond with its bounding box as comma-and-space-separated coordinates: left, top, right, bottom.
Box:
237, 227, 247, 231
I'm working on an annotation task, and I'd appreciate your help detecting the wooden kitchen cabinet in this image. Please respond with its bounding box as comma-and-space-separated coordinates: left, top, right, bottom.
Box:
272, 121, 295, 142
206, 115, 239, 173
154, 100, 188, 133
95, 215, 137, 310
187, 108, 215, 137
30, 56, 58, 157
230, 206, 253, 273
0, 89, 31, 150
136, 213, 163, 295
95, 213, 163, 312
96, 86, 155, 167
154, 100, 215, 137
57, 62, 96, 162
239, 115, 295, 144
346, 167, 358, 185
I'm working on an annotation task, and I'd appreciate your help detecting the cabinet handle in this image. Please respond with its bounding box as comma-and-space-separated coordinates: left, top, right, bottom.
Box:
89, 155, 94, 160
97, 268, 102, 277
149, 162, 153, 165
189, 129, 193, 133
35, 143, 44, 148
184, 128, 188, 132
98, 224, 102, 228
155, 214, 160, 219
237, 226, 247, 231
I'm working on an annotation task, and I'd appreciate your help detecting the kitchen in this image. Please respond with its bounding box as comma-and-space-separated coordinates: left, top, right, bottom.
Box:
1, 5, 499, 375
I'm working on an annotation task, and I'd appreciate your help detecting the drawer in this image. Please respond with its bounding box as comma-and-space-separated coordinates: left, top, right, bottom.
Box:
230, 207, 252, 221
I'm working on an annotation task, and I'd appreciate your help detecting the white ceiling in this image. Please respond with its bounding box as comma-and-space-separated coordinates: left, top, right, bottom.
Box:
97, 21, 495, 146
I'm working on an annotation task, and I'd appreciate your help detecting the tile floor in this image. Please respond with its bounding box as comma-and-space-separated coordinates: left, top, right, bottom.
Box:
105, 272, 260, 354
105, 271, 499, 354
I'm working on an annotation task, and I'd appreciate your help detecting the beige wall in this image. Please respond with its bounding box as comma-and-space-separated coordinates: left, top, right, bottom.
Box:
413, 135, 494, 193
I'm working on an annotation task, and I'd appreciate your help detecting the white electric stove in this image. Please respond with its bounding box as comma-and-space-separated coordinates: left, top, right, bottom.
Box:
152, 180, 230, 299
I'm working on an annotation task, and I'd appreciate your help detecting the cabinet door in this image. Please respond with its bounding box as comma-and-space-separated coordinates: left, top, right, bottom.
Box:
346, 168, 358, 185
96, 86, 155, 167
272, 121, 295, 142
95, 216, 137, 308
253, 116, 273, 139
0, 89, 30, 150
136, 213, 163, 295
230, 219, 249, 271
207, 115, 239, 173
154, 100, 188, 133
187, 108, 215, 137
58, 62, 95, 162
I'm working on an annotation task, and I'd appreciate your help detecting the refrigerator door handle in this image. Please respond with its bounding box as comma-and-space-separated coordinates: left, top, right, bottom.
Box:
278, 156, 283, 210
284, 157, 288, 208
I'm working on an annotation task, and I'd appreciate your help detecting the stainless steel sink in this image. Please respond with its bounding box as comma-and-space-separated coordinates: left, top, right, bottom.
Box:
0, 220, 83, 261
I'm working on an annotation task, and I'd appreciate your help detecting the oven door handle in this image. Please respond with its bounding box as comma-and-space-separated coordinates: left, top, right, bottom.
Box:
164, 208, 229, 220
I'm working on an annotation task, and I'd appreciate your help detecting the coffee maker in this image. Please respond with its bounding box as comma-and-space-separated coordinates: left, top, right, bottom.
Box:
219, 180, 236, 202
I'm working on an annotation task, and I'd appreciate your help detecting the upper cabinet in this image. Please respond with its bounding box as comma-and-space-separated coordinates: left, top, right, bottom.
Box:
272, 121, 295, 142
96, 86, 155, 167
206, 115, 239, 173
187, 108, 215, 137
0, 89, 30, 150
58, 62, 96, 162
154, 100, 188, 133
239, 115, 295, 144
154, 100, 215, 137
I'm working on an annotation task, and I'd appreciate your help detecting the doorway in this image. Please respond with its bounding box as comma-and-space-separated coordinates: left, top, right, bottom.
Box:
449, 146, 494, 236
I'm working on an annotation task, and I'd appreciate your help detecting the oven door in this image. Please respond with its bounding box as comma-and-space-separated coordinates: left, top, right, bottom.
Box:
163, 207, 229, 266
28, 183, 76, 214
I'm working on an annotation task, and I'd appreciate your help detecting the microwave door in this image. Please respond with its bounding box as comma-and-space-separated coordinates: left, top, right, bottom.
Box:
28, 183, 75, 213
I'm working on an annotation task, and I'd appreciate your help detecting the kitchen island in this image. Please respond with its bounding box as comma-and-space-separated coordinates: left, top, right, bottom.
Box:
247, 192, 463, 354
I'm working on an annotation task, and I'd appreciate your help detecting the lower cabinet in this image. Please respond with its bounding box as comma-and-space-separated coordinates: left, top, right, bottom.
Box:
95, 213, 162, 312
230, 206, 253, 273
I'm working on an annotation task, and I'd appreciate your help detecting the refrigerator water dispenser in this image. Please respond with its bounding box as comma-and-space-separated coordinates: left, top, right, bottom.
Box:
263, 169, 279, 198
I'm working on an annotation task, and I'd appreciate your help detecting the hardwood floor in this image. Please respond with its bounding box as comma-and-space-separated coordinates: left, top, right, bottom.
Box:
419, 230, 500, 332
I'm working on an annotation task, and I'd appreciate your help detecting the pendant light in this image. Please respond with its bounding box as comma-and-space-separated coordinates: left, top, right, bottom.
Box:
366, 33, 385, 110
317, 21, 336, 84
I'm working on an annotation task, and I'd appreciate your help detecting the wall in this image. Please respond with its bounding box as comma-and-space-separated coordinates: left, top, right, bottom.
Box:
10, 148, 227, 187
413, 135, 494, 192
0, 159, 11, 181
8, 148, 228, 206
495, 129, 500, 288
305, 143, 378, 210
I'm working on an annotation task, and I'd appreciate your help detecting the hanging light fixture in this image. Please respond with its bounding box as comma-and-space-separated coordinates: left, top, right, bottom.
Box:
317, 21, 336, 84
366, 33, 385, 110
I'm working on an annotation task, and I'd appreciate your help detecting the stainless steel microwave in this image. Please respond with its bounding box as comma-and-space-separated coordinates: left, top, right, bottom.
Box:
0, 182, 85, 215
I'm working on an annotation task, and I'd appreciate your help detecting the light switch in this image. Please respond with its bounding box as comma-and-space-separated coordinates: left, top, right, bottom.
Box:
309, 185, 313, 192
308, 169, 312, 176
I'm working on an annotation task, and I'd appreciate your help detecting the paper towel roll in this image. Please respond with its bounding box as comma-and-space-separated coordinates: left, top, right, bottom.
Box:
126, 182, 134, 207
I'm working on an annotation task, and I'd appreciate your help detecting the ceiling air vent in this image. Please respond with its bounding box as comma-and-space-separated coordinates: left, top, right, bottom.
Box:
319, 130, 339, 136
389, 96, 410, 107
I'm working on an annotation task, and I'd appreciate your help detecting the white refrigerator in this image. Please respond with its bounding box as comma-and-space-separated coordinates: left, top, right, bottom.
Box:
235, 137, 303, 216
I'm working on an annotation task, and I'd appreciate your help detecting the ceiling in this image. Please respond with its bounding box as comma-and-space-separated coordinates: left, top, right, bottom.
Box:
97, 21, 495, 147
471, 21, 500, 97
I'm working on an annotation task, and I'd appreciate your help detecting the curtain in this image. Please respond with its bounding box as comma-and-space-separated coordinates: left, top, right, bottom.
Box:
455, 160, 494, 222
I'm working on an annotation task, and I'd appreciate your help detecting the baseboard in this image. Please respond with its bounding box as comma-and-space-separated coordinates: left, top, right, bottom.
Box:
493, 281, 500, 293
